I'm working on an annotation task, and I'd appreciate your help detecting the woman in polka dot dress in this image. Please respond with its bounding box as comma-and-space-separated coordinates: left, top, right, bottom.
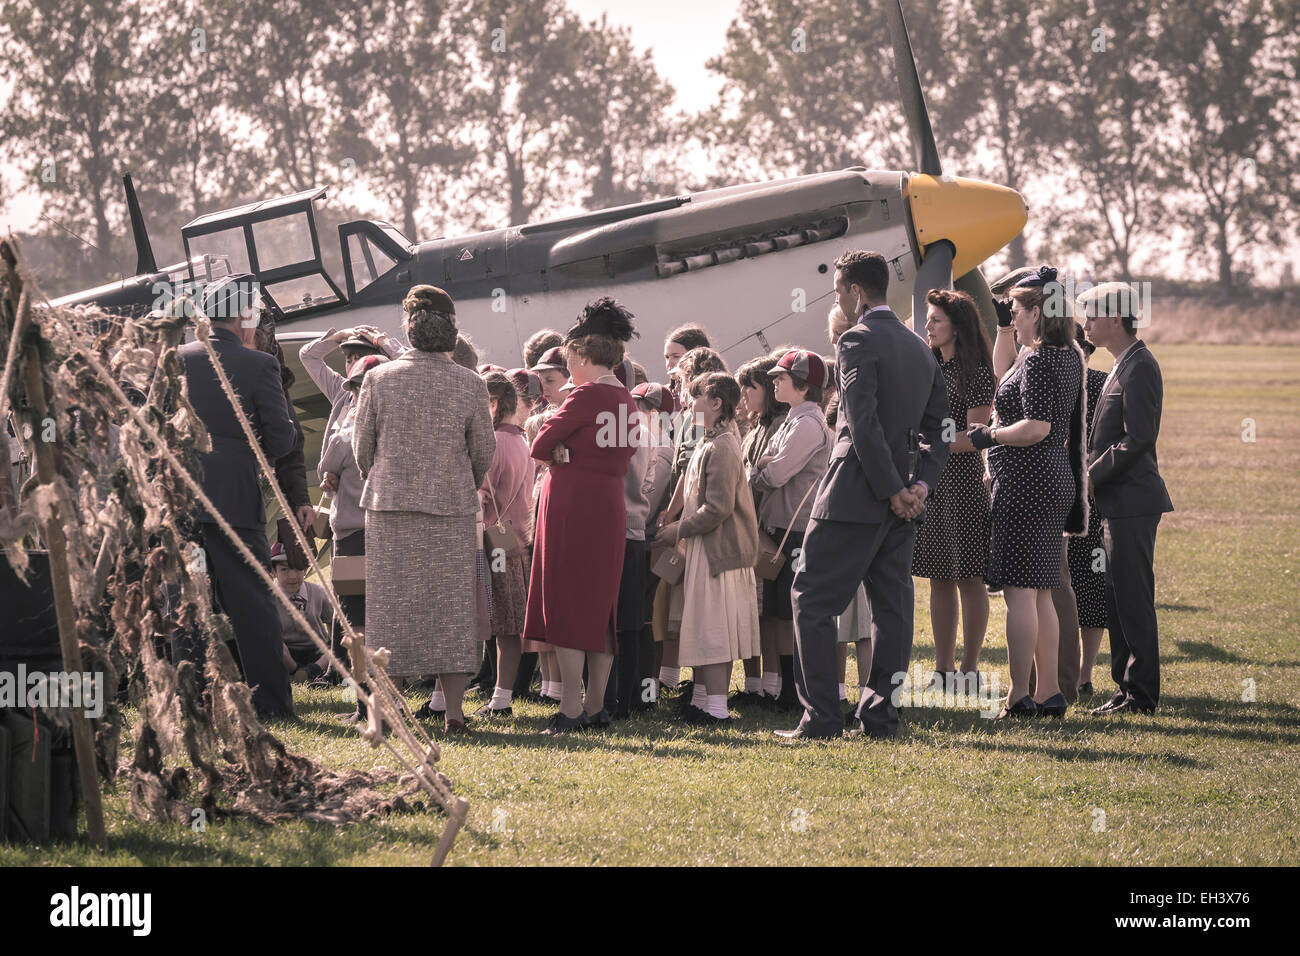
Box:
912, 289, 994, 688
967, 268, 1088, 719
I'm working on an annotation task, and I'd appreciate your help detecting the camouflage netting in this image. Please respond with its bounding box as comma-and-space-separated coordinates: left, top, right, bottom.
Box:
0, 238, 460, 835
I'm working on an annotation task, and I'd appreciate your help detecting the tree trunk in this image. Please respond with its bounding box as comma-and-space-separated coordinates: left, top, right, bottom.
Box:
1216, 219, 1233, 290
508, 150, 528, 226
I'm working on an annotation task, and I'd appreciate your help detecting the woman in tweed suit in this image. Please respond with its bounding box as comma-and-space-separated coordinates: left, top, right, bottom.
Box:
353, 285, 496, 734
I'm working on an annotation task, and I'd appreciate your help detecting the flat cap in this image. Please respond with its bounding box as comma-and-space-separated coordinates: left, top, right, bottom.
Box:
1076, 281, 1143, 320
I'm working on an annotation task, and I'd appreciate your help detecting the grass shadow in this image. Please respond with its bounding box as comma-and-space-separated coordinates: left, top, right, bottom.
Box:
1171, 640, 1249, 664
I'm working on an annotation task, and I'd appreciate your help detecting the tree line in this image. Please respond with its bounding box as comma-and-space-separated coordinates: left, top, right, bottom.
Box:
2, 0, 1297, 296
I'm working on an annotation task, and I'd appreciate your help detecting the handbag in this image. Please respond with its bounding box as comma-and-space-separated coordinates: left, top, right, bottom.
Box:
330, 554, 365, 596
651, 543, 685, 585
311, 494, 332, 540
756, 471, 823, 581
754, 421, 830, 580
482, 473, 523, 555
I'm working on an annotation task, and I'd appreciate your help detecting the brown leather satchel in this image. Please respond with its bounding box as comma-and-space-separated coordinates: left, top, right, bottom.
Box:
755, 478, 821, 581
651, 543, 685, 585
482, 474, 523, 554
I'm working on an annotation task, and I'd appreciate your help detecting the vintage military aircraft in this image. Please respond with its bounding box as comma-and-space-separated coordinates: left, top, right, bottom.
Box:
51, 1, 1025, 433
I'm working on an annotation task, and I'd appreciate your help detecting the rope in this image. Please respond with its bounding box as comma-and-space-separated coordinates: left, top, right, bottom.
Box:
0, 285, 32, 448
70, 314, 456, 812
186, 316, 453, 785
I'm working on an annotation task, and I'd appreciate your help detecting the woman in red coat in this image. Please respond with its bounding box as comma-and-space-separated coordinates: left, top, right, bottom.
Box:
523, 298, 638, 735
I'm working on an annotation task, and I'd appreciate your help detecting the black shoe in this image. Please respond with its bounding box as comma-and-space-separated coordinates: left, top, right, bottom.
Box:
583, 708, 612, 729
472, 703, 513, 721
540, 711, 586, 735
414, 700, 444, 720
774, 724, 841, 741
1089, 691, 1128, 715
513, 689, 549, 704
1095, 698, 1155, 716
1036, 692, 1068, 717
845, 718, 898, 739
993, 695, 1039, 720
728, 689, 766, 707
1077, 682, 1094, 696
684, 705, 730, 726
772, 691, 802, 713
954, 671, 983, 696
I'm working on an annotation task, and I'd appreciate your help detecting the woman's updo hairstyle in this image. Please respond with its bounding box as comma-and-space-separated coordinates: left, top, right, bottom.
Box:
483, 370, 519, 427
403, 284, 458, 353
564, 296, 638, 369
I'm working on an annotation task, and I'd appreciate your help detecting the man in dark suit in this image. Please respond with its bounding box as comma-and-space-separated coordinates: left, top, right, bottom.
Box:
1080, 282, 1173, 715
178, 274, 299, 719
777, 251, 950, 739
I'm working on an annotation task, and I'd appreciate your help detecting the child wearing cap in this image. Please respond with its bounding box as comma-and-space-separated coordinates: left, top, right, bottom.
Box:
750, 350, 834, 708
507, 367, 547, 415
272, 544, 333, 682
529, 346, 570, 407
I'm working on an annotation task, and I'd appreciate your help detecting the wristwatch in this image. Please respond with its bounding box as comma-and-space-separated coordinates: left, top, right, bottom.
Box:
991, 427, 1000, 445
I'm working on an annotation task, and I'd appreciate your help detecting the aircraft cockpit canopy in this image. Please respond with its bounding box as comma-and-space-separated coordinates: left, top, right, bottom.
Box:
181, 186, 346, 321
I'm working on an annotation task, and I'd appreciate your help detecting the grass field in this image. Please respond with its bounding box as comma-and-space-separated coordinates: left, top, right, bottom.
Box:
4, 343, 1298, 867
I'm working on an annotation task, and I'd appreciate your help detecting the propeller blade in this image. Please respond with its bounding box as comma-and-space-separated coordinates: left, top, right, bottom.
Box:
885, 0, 942, 177
913, 239, 953, 334
955, 267, 999, 336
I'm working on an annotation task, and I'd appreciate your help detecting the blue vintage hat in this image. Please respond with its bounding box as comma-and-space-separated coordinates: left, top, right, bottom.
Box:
1014, 265, 1059, 289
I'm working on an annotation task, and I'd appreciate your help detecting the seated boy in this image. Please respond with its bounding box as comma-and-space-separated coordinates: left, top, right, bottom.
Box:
271, 542, 333, 683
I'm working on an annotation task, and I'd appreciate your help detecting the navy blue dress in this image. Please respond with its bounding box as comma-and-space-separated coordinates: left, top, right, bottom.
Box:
1067, 368, 1109, 626
912, 357, 994, 580
985, 347, 1083, 591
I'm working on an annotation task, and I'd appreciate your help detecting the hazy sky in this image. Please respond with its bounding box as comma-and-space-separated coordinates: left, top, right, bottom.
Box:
0, 1, 740, 233
2, 1, 1280, 284
565, 0, 737, 114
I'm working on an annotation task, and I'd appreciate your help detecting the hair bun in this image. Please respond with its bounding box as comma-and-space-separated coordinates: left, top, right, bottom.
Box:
402, 284, 456, 316
565, 296, 638, 343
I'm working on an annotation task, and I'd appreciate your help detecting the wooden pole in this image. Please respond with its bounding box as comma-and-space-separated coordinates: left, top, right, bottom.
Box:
430, 796, 470, 867
3, 248, 107, 853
